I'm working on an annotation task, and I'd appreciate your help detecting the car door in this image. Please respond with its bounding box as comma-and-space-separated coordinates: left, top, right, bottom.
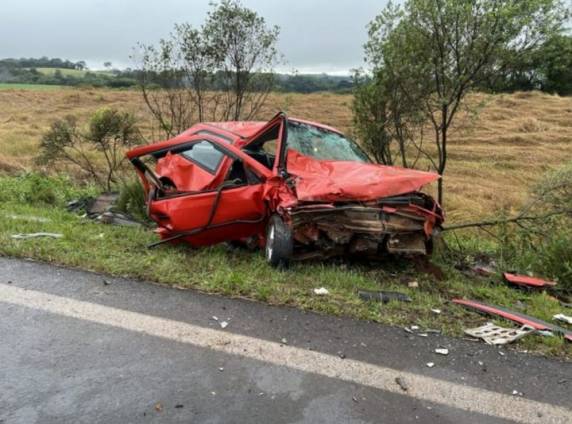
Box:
129, 135, 273, 247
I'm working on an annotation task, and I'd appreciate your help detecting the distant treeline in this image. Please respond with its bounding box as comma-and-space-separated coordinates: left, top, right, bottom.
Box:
1, 34, 571, 95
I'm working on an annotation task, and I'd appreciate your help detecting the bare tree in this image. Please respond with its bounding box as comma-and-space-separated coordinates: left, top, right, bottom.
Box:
135, 0, 281, 138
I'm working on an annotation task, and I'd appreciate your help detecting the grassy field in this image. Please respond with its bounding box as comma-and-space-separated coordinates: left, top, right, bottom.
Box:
35, 67, 113, 77
0, 83, 66, 91
1, 87, 571, 222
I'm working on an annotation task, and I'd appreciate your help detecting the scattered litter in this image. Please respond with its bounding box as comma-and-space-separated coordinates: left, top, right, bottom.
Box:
512, 390, 523, 397
431, 308, 441, 314
537, 330, 554, 337
218, 367, 224, 372
472, 263, 496, 277
211, 391, 216, 396
411, 325, 419, 331
395, 377, 409, 392
358, 290, 412, 303
7, 214, 50, 223
408, 281, 419, 288
212, 316, 219, 321
11, 232, 63, 240
102, 279, 110, 286
220, 321, 229, 329
154, 402, 163, 412
337, 351, 346, 359
553, 313, 572, 325
97, 211, 142, 227
503, 272, 556, 289
498, 351, 506, 356
464, 322, 534, 345
426, 362, 435, 368
68, 193, 142, 227
175, 404, 184, 409
453, 298, 572, 342
352, 396, 359, 403
417, 333, 428, 337
435, 348, 449, 355
313, 287, 330, 296
281, 338, 288, 345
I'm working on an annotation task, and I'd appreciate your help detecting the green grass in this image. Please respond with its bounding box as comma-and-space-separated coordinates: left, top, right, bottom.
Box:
35, 67, 113, 78
0, 83, 66, 91
0, 174, 569, 358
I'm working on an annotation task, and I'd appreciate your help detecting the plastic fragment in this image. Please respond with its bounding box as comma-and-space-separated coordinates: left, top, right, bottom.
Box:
464, 322, 534, 345
435, 348, 449, 355
313, 287, 330, 296
553, 313, 572, 325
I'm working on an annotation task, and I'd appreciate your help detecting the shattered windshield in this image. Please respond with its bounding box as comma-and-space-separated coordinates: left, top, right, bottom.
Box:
286, 121, 370, 163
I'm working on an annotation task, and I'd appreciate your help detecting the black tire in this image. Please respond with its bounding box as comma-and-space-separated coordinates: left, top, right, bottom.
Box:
265, 214, 293, 267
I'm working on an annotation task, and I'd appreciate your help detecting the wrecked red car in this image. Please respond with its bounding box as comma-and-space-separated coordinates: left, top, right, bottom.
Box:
127, 113, 444, 266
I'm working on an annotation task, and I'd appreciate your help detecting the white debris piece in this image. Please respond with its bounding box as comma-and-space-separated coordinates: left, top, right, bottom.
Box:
464, 322, 534, 345
431, 309, 442, 314
212, 316, 219, 321
435, 348, 449, 355
426, 362, 435, 368
553, 313, 572, 325
313, 287, 330, 296
408, 281, 419, 288
410, 325, 420, 331
220, 321, 229, 329
11, 232, 63, 240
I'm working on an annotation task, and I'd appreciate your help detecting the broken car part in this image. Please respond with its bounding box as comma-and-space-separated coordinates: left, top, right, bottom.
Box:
453, 299, 572, 342
553, 314, 572, 325
503, 272, 557, 289
464, 322, 534, 345
358, 290, 412, 303
126, 113, 443, 266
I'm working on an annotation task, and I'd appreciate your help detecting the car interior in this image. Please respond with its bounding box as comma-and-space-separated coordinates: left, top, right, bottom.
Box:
242, 123, 280, 170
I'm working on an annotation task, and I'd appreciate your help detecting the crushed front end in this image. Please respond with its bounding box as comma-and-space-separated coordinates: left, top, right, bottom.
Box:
283, 192, 443, 260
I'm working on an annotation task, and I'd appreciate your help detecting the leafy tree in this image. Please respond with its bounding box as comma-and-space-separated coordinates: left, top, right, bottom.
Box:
135, 0, 280, 137
37, 109, 143, 191
356, 0, 568, 204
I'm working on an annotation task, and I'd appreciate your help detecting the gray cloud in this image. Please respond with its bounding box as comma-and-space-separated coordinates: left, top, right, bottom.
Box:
0, 0, 386, 73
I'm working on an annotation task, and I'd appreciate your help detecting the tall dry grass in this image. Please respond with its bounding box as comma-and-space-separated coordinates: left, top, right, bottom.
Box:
0, 87, 570, 221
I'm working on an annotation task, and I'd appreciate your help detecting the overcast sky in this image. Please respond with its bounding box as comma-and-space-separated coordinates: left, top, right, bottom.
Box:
1, 0, 389, 74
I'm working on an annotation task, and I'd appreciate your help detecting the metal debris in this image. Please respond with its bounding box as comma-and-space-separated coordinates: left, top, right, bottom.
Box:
553, 313, 572, 325
11, 232, 63, 240
464, 322, 534, 345
358, 290, 412, 303
313, 287, 330, 296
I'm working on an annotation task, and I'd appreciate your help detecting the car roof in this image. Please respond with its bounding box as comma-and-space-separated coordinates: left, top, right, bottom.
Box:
205, 118, 344, 140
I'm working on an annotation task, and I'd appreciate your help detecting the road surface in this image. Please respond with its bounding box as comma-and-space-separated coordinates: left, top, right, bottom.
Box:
0, 257, 570, 423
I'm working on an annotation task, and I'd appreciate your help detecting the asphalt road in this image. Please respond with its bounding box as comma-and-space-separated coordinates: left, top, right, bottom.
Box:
0, 257, 570, 424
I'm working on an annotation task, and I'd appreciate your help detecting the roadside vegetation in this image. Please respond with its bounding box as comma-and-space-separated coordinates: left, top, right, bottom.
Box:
0, 173, 569, 357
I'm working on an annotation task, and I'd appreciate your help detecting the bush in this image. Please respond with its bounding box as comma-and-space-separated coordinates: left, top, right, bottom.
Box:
116, 179, 148, 223
36, 108, 144, 191
0, 173, 98, 207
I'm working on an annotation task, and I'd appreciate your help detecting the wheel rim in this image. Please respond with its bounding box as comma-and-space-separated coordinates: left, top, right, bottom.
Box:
266, 224, 275, 261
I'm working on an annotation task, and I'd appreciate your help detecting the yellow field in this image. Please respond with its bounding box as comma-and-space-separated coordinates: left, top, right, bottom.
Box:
0, 87, 571, 222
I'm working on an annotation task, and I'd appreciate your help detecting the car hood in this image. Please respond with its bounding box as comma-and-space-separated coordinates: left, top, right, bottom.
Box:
286, 149, 440, 202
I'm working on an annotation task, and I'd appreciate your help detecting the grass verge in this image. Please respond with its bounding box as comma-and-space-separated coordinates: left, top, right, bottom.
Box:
0, 175, 569, 358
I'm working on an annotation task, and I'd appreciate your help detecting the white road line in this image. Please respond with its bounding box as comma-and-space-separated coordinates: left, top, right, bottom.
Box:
1, 283, 569, 424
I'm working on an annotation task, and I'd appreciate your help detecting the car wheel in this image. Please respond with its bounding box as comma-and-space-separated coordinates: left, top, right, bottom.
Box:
265, 215, 293, 268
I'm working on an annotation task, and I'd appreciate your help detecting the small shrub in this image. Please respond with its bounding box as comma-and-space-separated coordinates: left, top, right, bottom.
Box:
116, 179, 148, 223
36, 108, 144, 191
